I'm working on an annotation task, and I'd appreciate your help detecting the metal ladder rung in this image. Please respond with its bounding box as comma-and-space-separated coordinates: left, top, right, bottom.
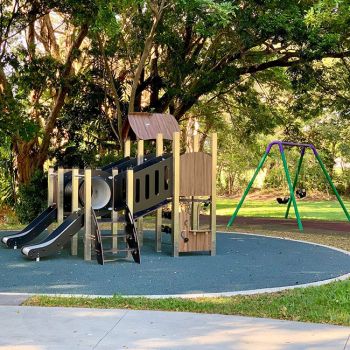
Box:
96, 218, 121, 223
101, 234, 128, 239
103, 248, 134, 253
96, 218, 113, 223
103, 258, 132, 263
92, 207, 140, 265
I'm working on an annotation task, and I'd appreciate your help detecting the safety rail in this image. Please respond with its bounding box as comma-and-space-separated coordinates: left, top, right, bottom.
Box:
113, 154, 173, 217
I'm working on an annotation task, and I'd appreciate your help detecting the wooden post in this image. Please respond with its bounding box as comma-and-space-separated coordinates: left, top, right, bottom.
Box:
124, 138, 131, 157
126, 169, 134, 259
137, 139, 144, 247
192, 134, 200, 231
71, 167, 79, 256
172, 132, 180, 257
155, 133, 163, 252
48, 167, 54, 206
112, 168, 118, 249
210, 133, 217, 256
84, 168, 92, 261
124, 138, 131, 258
137, 139, 144, 164
126, 169, 134, 215
47, 167, 55, 233
57, 167, 64, 226
193, 134, 199, 152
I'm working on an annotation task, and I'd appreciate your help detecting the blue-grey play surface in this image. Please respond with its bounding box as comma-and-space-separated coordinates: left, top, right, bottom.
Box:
0, 230, 350, 296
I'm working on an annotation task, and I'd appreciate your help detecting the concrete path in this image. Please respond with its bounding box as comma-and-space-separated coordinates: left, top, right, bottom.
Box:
0, 306, 349, 349
0, 293, 29, 306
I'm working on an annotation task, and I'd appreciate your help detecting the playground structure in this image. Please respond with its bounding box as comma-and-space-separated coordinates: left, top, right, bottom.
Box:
227, 141, 350, 231
1, 113, 217, 264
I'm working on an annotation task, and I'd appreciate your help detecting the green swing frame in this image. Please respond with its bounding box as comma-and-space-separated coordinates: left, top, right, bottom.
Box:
227, 141, 350, 231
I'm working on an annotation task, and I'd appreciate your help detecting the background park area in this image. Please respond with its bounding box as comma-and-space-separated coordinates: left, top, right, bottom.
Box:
1, 0, 350, 334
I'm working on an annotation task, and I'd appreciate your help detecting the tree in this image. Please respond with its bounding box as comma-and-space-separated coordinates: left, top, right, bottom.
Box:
0, 1, 94, 183
2, 0, 350, 186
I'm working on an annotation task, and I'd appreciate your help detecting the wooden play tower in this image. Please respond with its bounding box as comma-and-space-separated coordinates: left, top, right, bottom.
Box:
4, 113, 217, 264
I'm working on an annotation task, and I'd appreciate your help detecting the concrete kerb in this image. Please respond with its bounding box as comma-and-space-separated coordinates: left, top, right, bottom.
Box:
0, 231, 350, 301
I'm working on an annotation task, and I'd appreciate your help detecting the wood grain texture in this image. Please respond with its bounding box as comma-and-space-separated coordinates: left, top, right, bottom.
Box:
180, 152, 212, 196
48, 168, 55, 207
210, 133, 217, 256
178, 208, 211, 252
179, 229, 212, 252
57, 168, 64, 225
124, 138, 131, 157
47, 168, 55, 234
124, 113, 180, 141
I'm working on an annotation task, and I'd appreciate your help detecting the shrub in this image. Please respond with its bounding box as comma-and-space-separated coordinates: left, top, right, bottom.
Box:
15, 171, 47, 224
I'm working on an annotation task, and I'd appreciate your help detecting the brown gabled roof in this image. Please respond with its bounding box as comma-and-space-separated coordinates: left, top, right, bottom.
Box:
122, 112, 180, 141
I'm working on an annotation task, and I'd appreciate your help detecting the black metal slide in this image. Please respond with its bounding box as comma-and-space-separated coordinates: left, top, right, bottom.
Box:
21, 211, 84, 260
1, 205, 57, 248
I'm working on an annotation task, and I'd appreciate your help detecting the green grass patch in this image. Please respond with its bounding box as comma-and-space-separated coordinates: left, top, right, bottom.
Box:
24, 279, 350, 326
216, 198, 350, 221
1, 198, 349, 230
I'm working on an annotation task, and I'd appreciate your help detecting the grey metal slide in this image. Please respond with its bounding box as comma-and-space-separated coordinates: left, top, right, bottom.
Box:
1, 205, 57, 249
21, 211, 84, 260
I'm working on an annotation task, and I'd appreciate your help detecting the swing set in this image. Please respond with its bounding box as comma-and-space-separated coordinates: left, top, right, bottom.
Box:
227, 141, 350, 231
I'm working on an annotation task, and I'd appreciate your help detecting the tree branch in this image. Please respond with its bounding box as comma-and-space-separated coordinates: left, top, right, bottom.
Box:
129, 0, 167, 113
43, 14, 60, 59
98, 34, 123, 147
237, 53, 299, 75
37, 23, 89, 166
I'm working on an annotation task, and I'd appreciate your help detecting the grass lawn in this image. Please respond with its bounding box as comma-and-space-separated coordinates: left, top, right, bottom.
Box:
24, 279, 350, 326
216, 198, 350, 221
1, 198, 349, 230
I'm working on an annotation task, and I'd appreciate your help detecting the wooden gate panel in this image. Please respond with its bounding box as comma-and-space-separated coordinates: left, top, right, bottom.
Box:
180, 152, 212, 196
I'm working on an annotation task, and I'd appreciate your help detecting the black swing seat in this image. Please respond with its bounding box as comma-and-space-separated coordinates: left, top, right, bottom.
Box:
296, 188, 306, 198
276, 197, 290, 204
161, 225, 172, 234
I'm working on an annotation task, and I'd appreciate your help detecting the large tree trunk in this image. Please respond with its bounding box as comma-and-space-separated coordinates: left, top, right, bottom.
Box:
12, 138, 40, 184
12, 23, 89, 184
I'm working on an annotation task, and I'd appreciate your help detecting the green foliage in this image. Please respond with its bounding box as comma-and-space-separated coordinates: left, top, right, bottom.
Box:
217, 133, 262, 195
91, 0, 122, 37
54, 70, 119, 167
1, 0, 350, 200
0, 174, 14, 206
190, 0, 238, 36
263, 149, 332, 192
15, 171, 47, 224
0, 138, 15, 206
14, 55, 61, 96
333, 169, 350, 195
52, 0, 99, 25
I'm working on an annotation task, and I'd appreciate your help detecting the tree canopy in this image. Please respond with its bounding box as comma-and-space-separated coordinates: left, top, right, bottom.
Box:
0, 0, 350, 186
